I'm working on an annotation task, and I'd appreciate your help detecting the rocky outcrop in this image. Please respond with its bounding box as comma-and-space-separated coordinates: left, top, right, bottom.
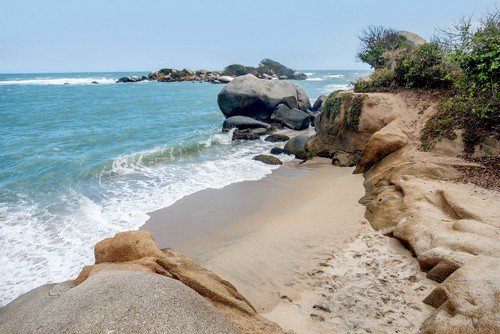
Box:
0, 231, 288, 334
222, 59, 307, 80
222, 116, 273, 132
116, 59, 306, 84
307, 90, 499, 332
354, 120, 408, 173
0, 270, 238, 334
284, 135, 312, 160
271, 104, 310, 130
270, 147, 287, 155
308, 91, 393, 162
311, 94, 327, 111
265, 133, 290, 143
117, 69, 228, 84
217, 75, 311, 121
252, 155, 282, 165
117, 75, 146, 83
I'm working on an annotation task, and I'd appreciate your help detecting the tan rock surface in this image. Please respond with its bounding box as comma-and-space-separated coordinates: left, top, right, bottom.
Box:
75, 230, 288, 334
315, 91, 500, 332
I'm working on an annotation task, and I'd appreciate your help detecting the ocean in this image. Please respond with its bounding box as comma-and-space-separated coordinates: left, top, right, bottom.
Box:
0, 70, 370, 305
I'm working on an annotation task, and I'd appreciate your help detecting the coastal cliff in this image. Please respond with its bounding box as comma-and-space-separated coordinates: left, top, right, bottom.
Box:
309, 90, 499, 333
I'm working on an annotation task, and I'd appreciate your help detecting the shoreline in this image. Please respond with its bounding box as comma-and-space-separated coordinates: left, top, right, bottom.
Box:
143, 158, 366, 312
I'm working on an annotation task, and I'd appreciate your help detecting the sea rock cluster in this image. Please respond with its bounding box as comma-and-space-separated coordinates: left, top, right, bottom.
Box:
216, 74, 321, 163
116, 59, 307, 84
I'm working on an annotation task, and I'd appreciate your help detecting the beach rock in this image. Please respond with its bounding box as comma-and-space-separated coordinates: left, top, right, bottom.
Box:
354, 121, 408, 173
312, 95, 327, 111
295, 86, 312, 111
308, 92, 391, 158
398, 30, 427, 47
253, 155, 282, 165
293, 71, 308, 80
49, 230, 287, 334
217, 74, 310, 121
270, 147, 287, 155
265, 133, 290, 143
232, 129, 262, 141
222, 116, 272, 132
117, 76, 143, 83
284, 135, 312, 160
332, 151, 360, 167
271, 104, 310, 130
218, 76, 234, 84
0, 271, 239, 334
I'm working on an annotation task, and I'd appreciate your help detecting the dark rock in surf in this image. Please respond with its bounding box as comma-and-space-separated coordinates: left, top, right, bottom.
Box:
265, 133, 290, 143
252, 155, 282, 165
271, 104, 310, 130
222, 116, 272, 132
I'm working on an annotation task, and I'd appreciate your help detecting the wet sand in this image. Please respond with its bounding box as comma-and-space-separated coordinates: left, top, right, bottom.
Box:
143, 158, 366, 311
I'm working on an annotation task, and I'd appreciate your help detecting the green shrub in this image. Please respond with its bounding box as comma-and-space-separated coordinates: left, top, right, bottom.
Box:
395, 43, 453, 88
222, 64, 248, 76
354, 68, 397, 92
357, 26, 411, 69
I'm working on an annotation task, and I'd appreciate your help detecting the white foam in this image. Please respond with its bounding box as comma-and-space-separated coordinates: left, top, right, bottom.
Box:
306, 77, 324, 81
0, 77, 116, 86
320, 83, 352, 94
323, 74, 345, 79
0, 133, 293, 306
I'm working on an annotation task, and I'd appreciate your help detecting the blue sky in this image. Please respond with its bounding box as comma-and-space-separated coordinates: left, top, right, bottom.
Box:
0, 0, 498, 73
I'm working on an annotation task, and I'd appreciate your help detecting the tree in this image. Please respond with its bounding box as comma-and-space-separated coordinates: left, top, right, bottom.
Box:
356, 26, 410, 69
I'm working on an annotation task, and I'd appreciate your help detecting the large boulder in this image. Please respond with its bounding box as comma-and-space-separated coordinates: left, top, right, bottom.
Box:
0, 271, 239, 334
222, 116, 272, 132
354, 121, 408, 173
284, 135, 312, 160
217, 75, 310, 121
312, 95, 327, 111
271, 104, 310, 130
308, 92, 394, 158
218, 76, 234, 84
0, 230, 287, 334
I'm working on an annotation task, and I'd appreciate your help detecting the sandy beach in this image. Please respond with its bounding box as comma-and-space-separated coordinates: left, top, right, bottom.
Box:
144, 158, 365, 309
144, 158, 436, 333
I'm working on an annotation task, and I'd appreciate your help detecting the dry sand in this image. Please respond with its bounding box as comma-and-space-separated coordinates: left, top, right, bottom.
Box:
144, 158, 435, 332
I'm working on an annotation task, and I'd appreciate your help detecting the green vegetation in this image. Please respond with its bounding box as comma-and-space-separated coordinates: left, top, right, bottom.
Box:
354, 68, 397, 92
323, 91, 344, 120
323, 91, 367, 131
356, 26, 411, 69
394, 43, 454, 89
343, 94, 367, 131
354, 11, 499, 153
222, 64, 257, 76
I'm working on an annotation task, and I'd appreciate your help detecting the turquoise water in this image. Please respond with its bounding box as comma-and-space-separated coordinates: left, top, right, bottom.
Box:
0, 70, 369, 304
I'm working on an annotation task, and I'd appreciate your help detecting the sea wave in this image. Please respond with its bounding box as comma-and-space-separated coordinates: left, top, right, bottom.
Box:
0, 77, 116, 86
324, 74, 345, 79
0, 130, 295, 306
320, 83, 352, 94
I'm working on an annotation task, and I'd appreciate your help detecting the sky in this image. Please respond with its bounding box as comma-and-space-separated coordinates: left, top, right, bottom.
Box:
0, 0, 498, 73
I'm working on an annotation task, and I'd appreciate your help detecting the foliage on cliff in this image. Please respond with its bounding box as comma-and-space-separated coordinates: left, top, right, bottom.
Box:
355, 10, 499, 153
323, 91, 367, 131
